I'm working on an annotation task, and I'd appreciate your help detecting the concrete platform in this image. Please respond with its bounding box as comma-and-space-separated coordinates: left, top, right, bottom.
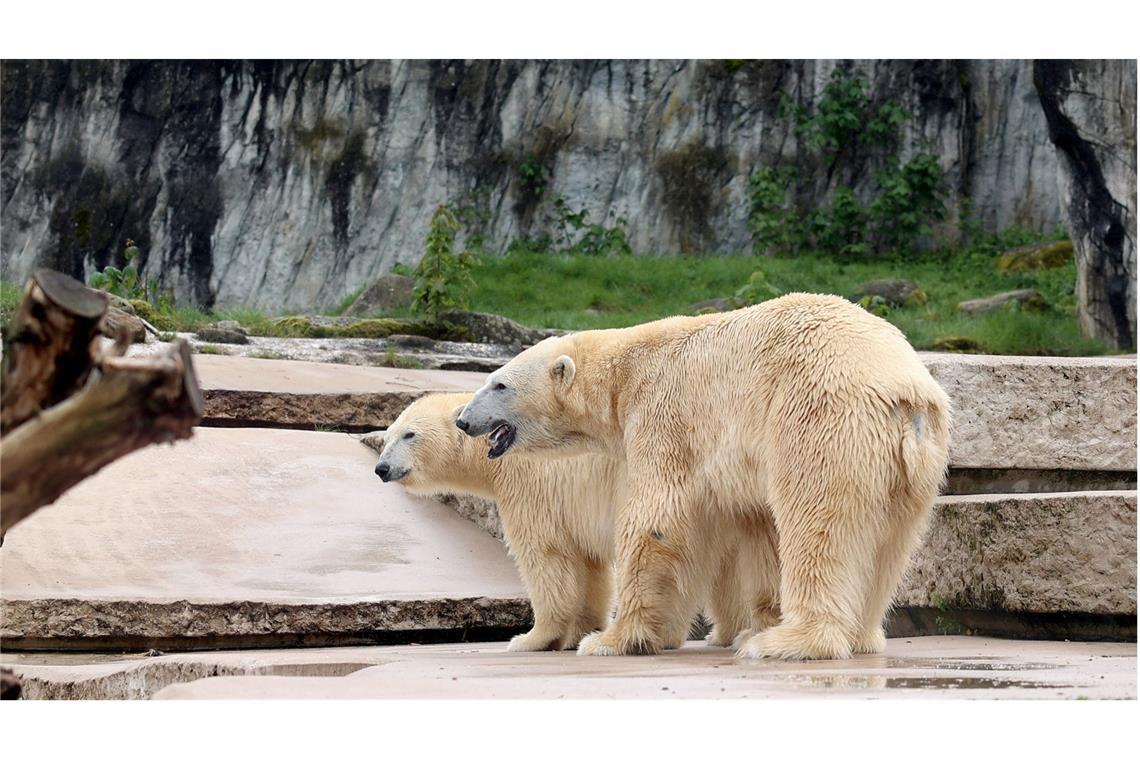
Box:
2, 427, 1134, 648
5, 636, 1133, 700
194, 354, 486, 431
0, 427, 530, 648
7, 636, 1126, 700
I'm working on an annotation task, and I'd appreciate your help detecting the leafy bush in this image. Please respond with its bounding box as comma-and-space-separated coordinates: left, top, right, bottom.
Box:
413, 205, 478, 321
749, 69, 947, 258
88, 242, 152, 301
747, 166, 802, 255
868, 154, 947, 250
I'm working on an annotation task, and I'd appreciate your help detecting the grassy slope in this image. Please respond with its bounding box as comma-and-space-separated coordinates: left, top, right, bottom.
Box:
1, 239, 1112, 357
466, 248, 1109, 356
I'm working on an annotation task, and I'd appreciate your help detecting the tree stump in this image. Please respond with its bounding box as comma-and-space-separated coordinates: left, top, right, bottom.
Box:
0, 270, 204, 698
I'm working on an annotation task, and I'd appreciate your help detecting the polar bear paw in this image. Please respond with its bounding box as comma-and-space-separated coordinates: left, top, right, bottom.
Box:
507, 629, 563, 652
731, 627, 758, 651
577, 627, 661, 656
705, 625, 739, 648
852, 626, 887, 655
735, 621, 852, 661
577, 631, 623, 656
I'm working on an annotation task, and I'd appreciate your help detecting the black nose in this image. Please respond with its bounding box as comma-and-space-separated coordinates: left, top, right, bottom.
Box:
455, 417, 469, 431
375, 462, 390, 481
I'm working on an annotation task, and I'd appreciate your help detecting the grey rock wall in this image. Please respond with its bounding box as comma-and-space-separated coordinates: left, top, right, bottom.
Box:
2, 60, 1069, 312
1034, 60, 1137, 350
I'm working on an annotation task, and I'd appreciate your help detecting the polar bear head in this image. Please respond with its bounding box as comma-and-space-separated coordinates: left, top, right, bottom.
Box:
373, 392, 472, 493
456, 335, 588, 459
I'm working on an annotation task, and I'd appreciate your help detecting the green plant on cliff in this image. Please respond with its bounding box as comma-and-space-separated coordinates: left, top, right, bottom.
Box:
749, 69, 947, 258
88, 241, 148, 301
88, 240, 176, 323
412, 205, 478, 322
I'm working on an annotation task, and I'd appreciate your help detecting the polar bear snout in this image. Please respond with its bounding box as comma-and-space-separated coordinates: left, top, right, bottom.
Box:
374, 459, 409, 482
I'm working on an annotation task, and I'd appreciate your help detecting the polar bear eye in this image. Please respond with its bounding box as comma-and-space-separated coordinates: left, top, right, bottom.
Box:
403, 431, 415, 440
494, 382, 507, 391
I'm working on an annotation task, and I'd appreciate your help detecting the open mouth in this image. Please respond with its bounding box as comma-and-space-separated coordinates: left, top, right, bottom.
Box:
486, 422, 516, 459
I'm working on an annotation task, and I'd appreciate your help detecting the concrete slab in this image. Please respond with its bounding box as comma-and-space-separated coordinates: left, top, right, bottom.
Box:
435, 490, 1138, 620
0, 427, 529, 647
140, 637, 1135, 700
902, 491, 1137, 615
193, 354, 486, 430
922, 353, 1136, 471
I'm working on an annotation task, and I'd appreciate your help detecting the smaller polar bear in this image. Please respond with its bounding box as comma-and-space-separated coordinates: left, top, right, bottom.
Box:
372, 392, 779, 652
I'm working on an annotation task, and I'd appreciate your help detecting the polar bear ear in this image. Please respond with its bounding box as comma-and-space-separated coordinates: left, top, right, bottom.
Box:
550, 355, 576, 390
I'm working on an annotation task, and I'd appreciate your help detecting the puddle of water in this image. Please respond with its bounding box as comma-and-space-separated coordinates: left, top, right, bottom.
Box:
779, 673, 1069, 690
884, 658, 1058, 672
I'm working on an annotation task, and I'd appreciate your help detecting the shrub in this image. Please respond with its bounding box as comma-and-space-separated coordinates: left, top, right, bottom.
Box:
413, 205, 478, 322
748, 69, 947, 258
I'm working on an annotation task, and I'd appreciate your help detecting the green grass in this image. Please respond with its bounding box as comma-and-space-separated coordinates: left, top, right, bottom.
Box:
464, 244, 1111, 356
325, 286, 365, 316
0, 230, 1114, 356
1, 280, 23, 330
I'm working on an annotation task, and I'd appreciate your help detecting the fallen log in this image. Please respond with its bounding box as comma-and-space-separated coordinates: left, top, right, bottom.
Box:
0, 340, 203, 534
0, 269, 203, 535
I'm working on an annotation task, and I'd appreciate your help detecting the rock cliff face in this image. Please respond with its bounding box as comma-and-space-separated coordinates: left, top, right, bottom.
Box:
1034, 60, 1137, 350
2, 60, 1070, 311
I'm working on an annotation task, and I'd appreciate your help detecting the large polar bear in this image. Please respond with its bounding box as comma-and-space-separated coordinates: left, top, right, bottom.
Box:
456, 293, 951, 660
372, 392, 780, 652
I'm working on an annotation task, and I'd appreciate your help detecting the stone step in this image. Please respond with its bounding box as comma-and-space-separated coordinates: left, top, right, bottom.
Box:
922, 353, 1136, 471
194, 354, 485, 431
0, 427, 529, 650
438, 489, 1136, 637
3, 637, 1133, 700
189, 353, 1136, 471
1, 417, 1133, 649
900, 491, 1137, 617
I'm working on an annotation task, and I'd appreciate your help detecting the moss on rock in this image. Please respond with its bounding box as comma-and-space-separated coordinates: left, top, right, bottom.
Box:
930, 335, 986, 353
996, 240, 1074, 273
267, 316, 472, 342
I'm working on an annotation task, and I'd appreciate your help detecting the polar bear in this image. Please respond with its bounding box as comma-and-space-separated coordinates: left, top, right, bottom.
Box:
456, 293, 951, 660
372, 392, 780, 652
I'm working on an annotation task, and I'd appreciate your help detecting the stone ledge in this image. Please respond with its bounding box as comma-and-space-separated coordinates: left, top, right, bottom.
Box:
438, 491, 1138, 616
899, 491, 1136, 614
202, 389, 424, 432
921, 353, 1136, 471
0, 597, 532, 648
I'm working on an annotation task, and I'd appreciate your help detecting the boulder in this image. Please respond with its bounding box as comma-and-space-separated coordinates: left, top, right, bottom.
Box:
958, 289, 1048, 315
853, 278, 927, 306
195, 327, 250, 345
214, 320, 249, 336
438, 310, 563, 348
929, 336, 985, 353
343, 274, 415, 317
102, 306, 148, 344
996, 239, 1074, 273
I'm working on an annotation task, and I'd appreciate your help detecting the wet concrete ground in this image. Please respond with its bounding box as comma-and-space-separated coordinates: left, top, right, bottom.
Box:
6, 636, 1131, 699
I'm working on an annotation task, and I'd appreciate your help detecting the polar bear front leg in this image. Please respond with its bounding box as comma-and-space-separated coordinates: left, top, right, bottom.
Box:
507, 545, 588, 652
578, 494, 696, 657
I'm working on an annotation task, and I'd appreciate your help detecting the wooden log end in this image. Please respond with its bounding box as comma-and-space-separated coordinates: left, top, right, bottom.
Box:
32, 269, 107, 320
